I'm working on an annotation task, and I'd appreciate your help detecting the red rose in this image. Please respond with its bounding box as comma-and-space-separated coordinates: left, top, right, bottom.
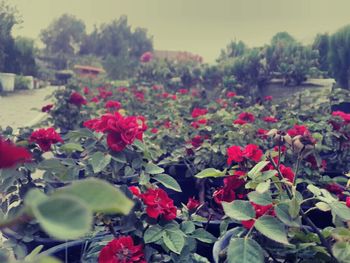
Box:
238, 112, 255, 123
264, 96, 273, 101
83, 87, 90, 95
0, 138, 32, 169
129, 186, 141, 197
118, 87, 128, 93
83, 112, 147, 152
191, 108, 208, 118
191, 135, 203, 148
163, 121, 171, 129
241, 219, 255, 229
186, 197, 200, 211
141, 188, 177, 221
332, 111, 350, 123
134, 92, 145, 102
69, 92, 87, 106
152, 85, 163, 91
242, 202, 274, 229
213, 187, 236, 205
140, 51, 153, 63
263, 116, 278, 123
41, 104, 54, 112
150, 128, 158, 134
178, 89, 189, 94
227, 145, 244, 165
257, 128, 268, 139
287, 125, 309, 137
243, 144, 263, 162
91, 97, 100, 103
30, 127, 63, 152
226, 91, 236, 98
105, 100, 122, 110
98, 236, 146, 263
233, 119, 247, 125
346, 197, 350, 208
279, 165, 295, 183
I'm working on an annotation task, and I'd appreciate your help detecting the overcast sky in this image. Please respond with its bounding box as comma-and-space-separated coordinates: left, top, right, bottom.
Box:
10, 0, 350, 62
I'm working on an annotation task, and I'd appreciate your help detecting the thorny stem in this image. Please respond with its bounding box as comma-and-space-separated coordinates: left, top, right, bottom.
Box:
268, 154, 338, 262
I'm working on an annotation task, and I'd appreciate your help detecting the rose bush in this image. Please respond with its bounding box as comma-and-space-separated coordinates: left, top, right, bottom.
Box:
0, 68, 349, 263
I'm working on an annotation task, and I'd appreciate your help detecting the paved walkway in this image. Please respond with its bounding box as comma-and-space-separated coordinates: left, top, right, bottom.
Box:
0, 86, 57, 130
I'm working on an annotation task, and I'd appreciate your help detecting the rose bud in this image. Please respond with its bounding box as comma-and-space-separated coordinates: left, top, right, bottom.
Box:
186, 197, 200, 211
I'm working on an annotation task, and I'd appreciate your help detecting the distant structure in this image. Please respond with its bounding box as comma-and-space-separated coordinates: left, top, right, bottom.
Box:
73, 65, 105, 78
153, 50, 203, 63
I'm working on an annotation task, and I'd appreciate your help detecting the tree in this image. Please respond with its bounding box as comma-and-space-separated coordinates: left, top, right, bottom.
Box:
40, 14, 86, 69
80, 16, 153, 79
312, 33, 330, 74
329, 25, 350, 89
218, 40, 247, 61
0, 0, 20, 72
13, 36, 37, 76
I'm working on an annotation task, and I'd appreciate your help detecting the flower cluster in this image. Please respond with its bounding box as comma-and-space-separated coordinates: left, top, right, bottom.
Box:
227, 144, 263, 165
0, 138, 32, 169
84, 112, 147, 152
98, 236, 146, 263
30, 127, 63, 152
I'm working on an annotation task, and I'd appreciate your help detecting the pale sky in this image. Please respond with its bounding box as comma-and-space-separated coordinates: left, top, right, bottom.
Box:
10, 0, 350, 62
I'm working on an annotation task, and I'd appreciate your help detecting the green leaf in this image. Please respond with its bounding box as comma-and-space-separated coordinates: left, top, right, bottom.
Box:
110, 152, 127, 163
191, 229, 216, 243
89, 152, 111, 173
144, 225, 163, 243
247, 191, 272, 206
222, 200, 255, 221
60, 143, 84, 153
227, 238, 264, 263
30, 195, 92, 240
152, 174, 181, 192
256, 180, 270, 193
248, 161, 269, 179
275, 203, 301, 227
254, 215, 289, 245
144, 163, 164, 174
194, 168, 226, 179
332, 241, 350, 263
54, 178, 133, 215
315, 202, 331, 212
288, 196, 300, 219
329, 202, 350, 221
25, 245, 43, 261
163, 230, 185, 254
307, 184, 321, 196
181, 221, 195, 234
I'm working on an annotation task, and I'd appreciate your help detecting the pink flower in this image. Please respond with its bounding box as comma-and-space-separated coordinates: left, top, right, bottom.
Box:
264, 96, 273, 101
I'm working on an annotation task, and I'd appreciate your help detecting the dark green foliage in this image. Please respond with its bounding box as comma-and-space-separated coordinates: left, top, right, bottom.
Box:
329, 25, 350, 89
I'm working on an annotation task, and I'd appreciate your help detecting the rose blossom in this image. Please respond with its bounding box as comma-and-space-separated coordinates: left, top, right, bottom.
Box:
0, 138, 32, 168
98, 236, 146, 263
29, 127, 63, 152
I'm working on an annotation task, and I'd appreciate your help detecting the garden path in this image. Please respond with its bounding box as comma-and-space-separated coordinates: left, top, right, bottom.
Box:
0, 86, 57, 130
